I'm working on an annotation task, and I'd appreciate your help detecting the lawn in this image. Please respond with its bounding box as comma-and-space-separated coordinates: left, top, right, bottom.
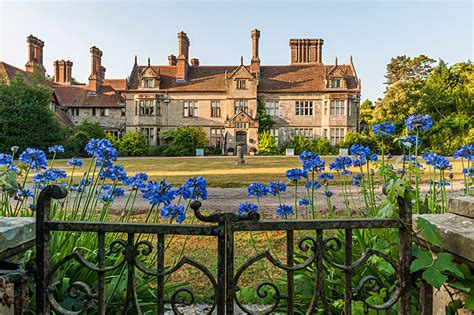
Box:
51, 155, 467, 188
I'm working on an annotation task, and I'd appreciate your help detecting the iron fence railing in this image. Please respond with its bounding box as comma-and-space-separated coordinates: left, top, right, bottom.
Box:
35, 184, 415, 314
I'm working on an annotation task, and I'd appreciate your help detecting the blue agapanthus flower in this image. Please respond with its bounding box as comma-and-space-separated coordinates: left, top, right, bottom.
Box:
304, 180, 322, 190
463, 168, 474, 177
48, 145, 64, 154
100, 164, 127, 182
238, 202, 258, 216
19, 148, 47, 171
325, 191, 333, 197
141, 179, 176, 206
299, 151, 325, 172
0, 153, 17, 171
405, 114, 433, 132
298, 198, 311, 207
350, 145, 372, 166
372, 122, 395, 137
286, 168, 308, 182
318, 173, 334, 183
161, 204, 186, 223
422, 152, 452, 171
352, 173, 363, 186
400, 135, 421, 150
98, 186, 125, 203
453, 144, 474, 160
329, 156, 353, 172
268, 181, 286, 196
178, 176, 208, 200
85, 138, 118, 162
247, 182, 269, 198
67, 158, 83, 167
17, 189, 34, 199
125, 172, 148, 189
33, 168, 67, 183
276, 204, 294, 218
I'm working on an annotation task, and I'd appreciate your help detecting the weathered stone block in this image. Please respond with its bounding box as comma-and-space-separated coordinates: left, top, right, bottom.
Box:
0, 217, 35, 260
449, 196, 474, 219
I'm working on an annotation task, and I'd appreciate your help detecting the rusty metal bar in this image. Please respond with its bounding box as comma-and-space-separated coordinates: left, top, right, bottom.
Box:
225, 219, 234, 314
398, 197, 412, 315
157, 234, 165, 315
287, 230, 294, 315
217, 222, 226, 314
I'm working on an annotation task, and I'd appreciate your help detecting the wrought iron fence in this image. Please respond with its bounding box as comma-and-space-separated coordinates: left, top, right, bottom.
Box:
35, 185, 414, 314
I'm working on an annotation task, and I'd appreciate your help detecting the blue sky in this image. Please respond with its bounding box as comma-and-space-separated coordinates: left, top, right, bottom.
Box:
1, 0, 472, 101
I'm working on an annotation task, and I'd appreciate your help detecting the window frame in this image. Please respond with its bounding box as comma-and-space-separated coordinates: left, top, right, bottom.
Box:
295, 101, 314, 116
211, 101, 221, 117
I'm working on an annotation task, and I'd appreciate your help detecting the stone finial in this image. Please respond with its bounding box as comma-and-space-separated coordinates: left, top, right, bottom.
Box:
335, 56, 338, 66
148, 57, 151, 67
240, 56, 244, 66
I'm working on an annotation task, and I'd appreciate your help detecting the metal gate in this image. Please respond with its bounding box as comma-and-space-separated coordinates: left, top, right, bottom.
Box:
35, 184, 414, 314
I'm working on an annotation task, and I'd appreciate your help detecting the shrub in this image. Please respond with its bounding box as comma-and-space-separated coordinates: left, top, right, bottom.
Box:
64, 122, 108, 157
118, 131, 148, 156
311, 137, 335, 155
339, 131, 377, 151
258, 131, 280, 155
159, 126, 208, 156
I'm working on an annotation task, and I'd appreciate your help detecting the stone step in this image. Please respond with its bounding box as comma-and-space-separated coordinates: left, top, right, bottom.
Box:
449, 196, 474, 219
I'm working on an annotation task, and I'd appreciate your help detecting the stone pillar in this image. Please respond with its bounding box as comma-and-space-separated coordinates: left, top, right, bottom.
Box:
236, 144, 245, 165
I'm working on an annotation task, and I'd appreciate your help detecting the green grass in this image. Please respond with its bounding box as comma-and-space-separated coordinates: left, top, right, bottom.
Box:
51, 155, 467, 188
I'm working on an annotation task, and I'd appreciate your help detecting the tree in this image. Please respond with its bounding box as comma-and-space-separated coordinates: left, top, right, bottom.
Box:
256, 101, 274, 132
158, 126, 208, 156
385, 55, 435, 86
0, 76, 65, 152
359, 99, 375, 133
64, 121, 107, 156
118, 131, 148, 156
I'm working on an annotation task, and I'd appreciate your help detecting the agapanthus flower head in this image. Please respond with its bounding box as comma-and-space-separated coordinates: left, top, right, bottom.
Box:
17, 189, 34, 199
125, 172, 149, 189
325, 191, 333, 198
463, 168, 474, 177
85, 138, 118, 162
161, 204, 186, 223
247, 182, 269, 198
286, 168, 308, 182
19, 148, 47, 171
400, 136, 421, 150
422, 152, 452, 171
0, 153, 16, 171
350, 145, 372, 166
370, 154, 378, 162
372, 122, 395, 137
32, 168, 67, 183
318, 173, 334, 183
329, 156, 353, 172
352, 173, 363, 186
304, 180, 322, 190
67, 158, 83, 167
98, 186, 125, 203
268, 181, 286, 196
405, 114, 433, 132
141, 179, 176, 206
238, 202, 258, 216
10, 146, 19, 153
453, 144, 474, 160
100, 163, 127, 182
299, 151, 325, 172
178, 176, 208, 200
401, 155, 422, 168
299, 197, 311, 207
276, 204, 294, 218
48, 145, 64, 154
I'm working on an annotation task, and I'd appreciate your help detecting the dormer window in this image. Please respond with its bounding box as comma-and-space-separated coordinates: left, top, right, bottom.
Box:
331, 79, 341, 88
143, 78, 155, 88
237, 79, 247, 90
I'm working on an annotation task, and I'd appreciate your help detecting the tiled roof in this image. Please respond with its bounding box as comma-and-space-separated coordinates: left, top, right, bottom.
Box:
128, 63, 359, 93
103, 79, 126, 91
54, 84, 125, 108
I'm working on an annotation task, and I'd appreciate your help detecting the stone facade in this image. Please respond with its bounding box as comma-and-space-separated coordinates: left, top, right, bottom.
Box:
126, 29, 361, 153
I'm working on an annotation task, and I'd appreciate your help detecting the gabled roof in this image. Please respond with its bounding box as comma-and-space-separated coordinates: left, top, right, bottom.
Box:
128, 63, 359, 93
54, 84, 125, 108
227, 64, 255, 80
103, 79, 126, 91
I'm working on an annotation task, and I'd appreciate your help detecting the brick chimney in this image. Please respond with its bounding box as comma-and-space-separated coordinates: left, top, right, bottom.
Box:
190, 58, 199, 66
289, 38, 324, 64
53, 60, 73, 84
176, 32, 190, 81
250, 29, 261, 74
88, 46, 104, 91
168, 54, 177, 66
25, 35, 45, 74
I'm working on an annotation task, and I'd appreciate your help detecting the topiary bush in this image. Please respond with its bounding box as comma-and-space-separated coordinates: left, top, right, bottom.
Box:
118, 131, 148, 156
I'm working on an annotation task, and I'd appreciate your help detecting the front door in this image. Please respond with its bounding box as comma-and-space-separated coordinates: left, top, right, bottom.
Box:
235, 131, 247, 154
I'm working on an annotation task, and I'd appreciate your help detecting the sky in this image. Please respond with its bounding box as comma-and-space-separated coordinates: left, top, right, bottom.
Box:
0, 0, 472, 101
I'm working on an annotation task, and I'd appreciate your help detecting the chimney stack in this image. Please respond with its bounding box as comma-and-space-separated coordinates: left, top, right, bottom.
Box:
168, 54, 177, 66
190, 58, 199, 66
250, 29, 261, 74
25, 35, 45, 74
53, 60, 73, 84
177, 31, 190, 81
88, 46, 105, 91
289, 38, 324, 64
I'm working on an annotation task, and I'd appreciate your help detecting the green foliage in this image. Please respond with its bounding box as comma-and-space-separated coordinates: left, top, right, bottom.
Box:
339, 131, 377, 150
258, 131, 280, 155
280, 134, 336, 155
118, 131, 148, 156
373, 56, 473, 154
360, 99, 375, 132
157, 126, 208, 156
255, 102, 274, 132
0, 76, 65, 152
64, 122, 107, 156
